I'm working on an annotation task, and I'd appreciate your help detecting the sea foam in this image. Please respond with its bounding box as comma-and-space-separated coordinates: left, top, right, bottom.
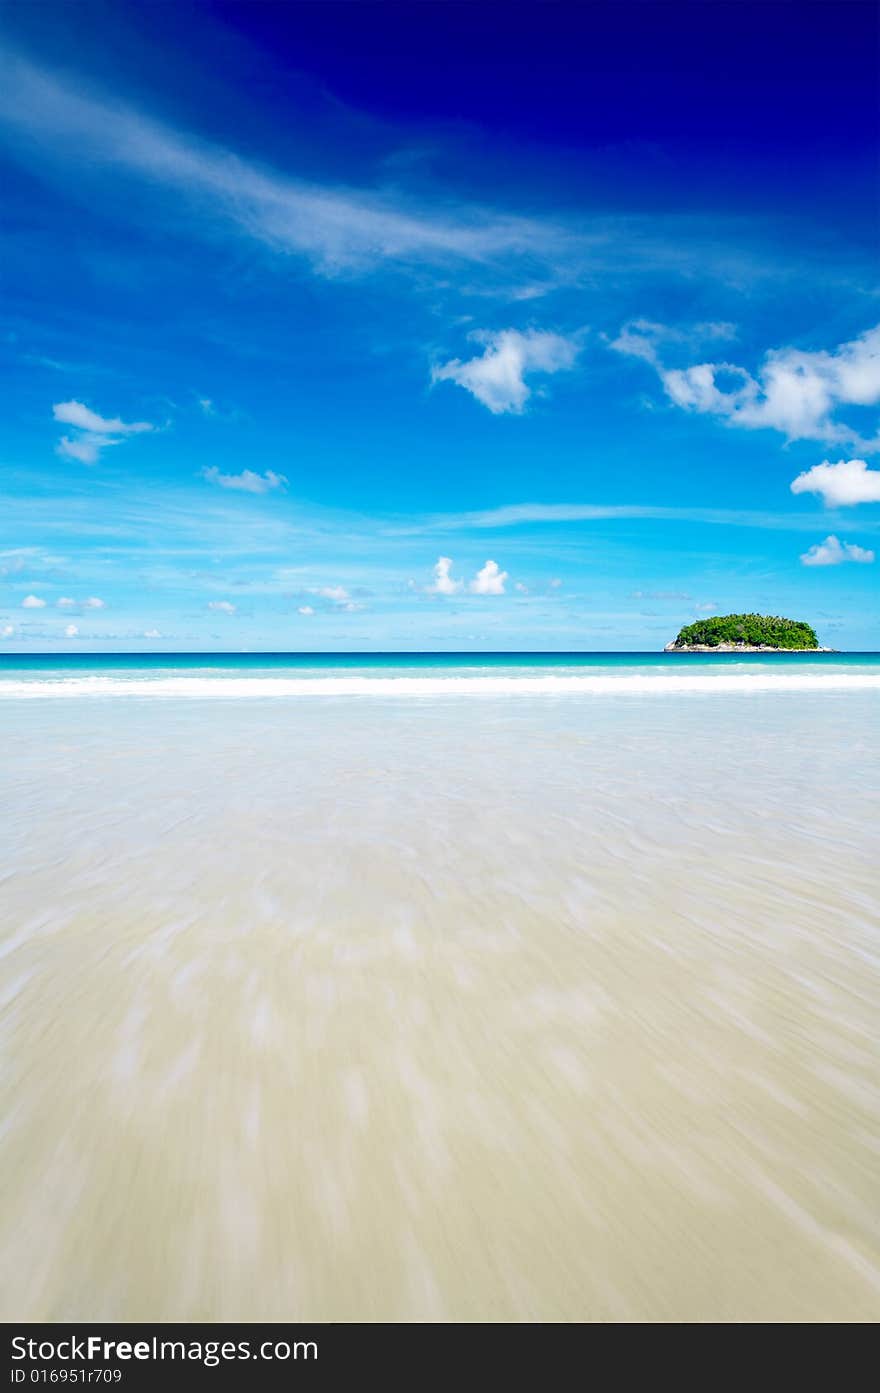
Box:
1, 673, 878, 698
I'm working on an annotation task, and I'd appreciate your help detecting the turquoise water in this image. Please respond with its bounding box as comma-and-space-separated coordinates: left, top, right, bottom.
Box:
2, 649, 878, 675
1, 649, 878, 696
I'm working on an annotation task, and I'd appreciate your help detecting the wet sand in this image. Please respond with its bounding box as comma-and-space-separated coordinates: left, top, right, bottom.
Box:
2, 692, 879, 1321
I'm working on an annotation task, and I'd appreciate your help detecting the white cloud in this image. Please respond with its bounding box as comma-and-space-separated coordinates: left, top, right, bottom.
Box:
202, 466, 287, 494
1, 624, 14, 638
315, 585, 349, 602
470, 559, 508, 594
695, 602, 717, 612
800, 535, 875, 567
64, 623, 79, 637
425, 556, 509, 595
143, 628, 162, 638
432, 329, 579, 414
790, 458, 880, 507
514, 581, 529, 593
53, 399, 153, 465
616, 324, 880, 449
21, 594, 46, 608
208, 600, 236, 614
56, 595, 105, 610
297, 605, 315, 616
426, 556, 462, 595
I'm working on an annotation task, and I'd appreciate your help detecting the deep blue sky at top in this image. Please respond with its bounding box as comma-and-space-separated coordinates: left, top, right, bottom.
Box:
1, 1, 878, 650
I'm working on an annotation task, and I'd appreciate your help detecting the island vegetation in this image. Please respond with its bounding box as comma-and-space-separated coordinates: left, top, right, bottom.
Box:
666, 613, 821, 651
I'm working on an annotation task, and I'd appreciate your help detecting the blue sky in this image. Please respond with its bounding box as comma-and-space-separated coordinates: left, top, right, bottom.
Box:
1, 0, 878, 651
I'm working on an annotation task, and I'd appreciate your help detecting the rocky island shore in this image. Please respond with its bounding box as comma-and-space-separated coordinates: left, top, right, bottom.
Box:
665, 641, 834, 652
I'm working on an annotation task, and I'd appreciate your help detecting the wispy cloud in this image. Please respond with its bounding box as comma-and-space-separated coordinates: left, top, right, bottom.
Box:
202, 466, 287, 494
614, 323, 880, 450
277, 584, 361, 613
53, 399, 154, 465
207, 600, 236, 613
608, 319, 737, 366
631, 590, 693, 601
2, 43, 868, 327
53, 401, 151, 435
791, 458, 880, 507
393, 501, 877, 535
432, 329, 580, 414
0, 546, 67, 576
800, 535, 875, 566
0, 51, 566, 277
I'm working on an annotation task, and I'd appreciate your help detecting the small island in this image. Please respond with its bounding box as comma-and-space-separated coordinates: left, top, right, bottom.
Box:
664, 613, 832, 652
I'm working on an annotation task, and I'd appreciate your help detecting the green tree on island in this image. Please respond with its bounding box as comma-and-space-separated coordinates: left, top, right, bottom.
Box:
669, 613, 819, 649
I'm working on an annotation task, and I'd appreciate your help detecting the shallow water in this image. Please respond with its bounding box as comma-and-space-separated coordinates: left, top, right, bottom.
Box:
2, 684, 879, 1321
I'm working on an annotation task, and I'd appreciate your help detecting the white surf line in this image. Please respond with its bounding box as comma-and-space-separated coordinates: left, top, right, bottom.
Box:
0, 674, 878, 698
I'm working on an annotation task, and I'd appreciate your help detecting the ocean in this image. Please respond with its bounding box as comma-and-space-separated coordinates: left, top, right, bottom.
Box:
2, 652, 879, 1320
2, 648, 880, 693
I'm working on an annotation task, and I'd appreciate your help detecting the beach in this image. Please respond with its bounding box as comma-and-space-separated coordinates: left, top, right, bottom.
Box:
2, 654, 879, 1321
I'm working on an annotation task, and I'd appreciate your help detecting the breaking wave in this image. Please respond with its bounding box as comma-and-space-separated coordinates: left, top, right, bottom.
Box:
1, 673, 879, 698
